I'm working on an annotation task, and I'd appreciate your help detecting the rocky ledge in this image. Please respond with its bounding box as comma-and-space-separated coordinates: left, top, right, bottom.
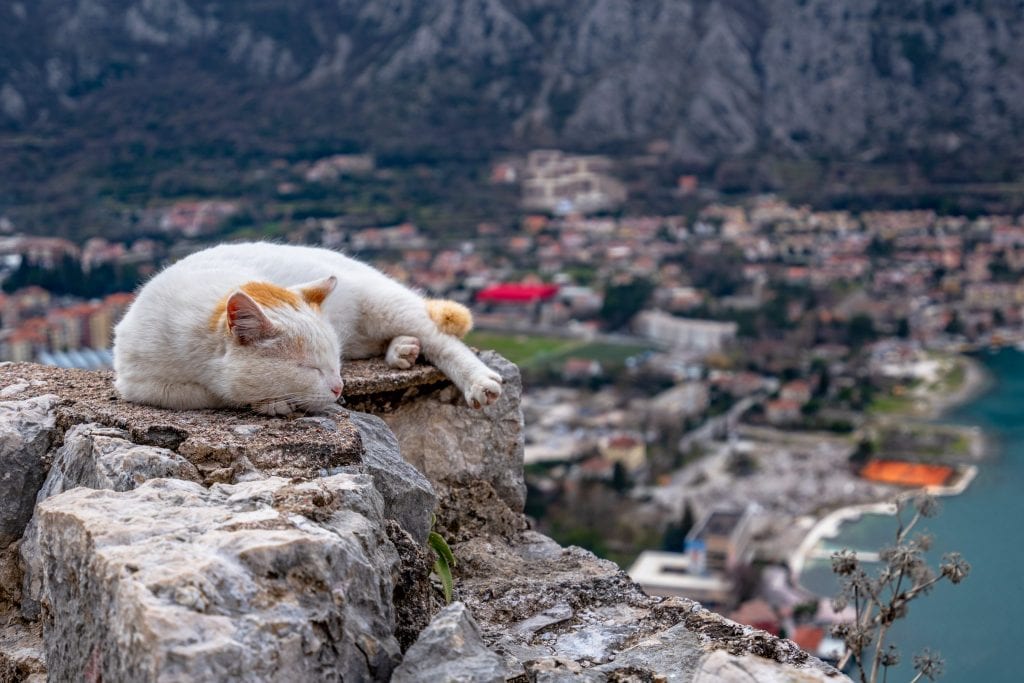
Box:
0, 354, 846, 682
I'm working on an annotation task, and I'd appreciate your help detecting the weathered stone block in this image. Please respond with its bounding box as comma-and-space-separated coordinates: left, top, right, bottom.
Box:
343, 411, 437, 544
0, 395, 58, 548
20, 423, 201, 620
369, 351, 526, 517
391, 602, 505, 683
455, 532, 844, 682
0, 360, 845, 683
0, 394, 59, 613
36, 475, 401, 682
0, 620, 45, 683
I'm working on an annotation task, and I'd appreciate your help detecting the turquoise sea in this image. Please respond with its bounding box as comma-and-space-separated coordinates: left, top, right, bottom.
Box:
800, 349, 1024, 682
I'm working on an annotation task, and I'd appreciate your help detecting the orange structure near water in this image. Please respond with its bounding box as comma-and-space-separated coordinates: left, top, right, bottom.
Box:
860, 460, 954, 487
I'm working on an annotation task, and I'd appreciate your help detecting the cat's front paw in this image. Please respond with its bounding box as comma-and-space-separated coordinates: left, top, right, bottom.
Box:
254, 400, 294, 417
386, 335, 421, 370
465, 375, 502, 409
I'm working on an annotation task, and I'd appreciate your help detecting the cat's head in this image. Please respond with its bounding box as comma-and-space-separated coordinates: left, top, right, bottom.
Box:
214, 276, 343, 415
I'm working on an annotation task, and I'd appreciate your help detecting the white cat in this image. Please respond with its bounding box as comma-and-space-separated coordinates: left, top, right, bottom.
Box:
113, 242, 502, 415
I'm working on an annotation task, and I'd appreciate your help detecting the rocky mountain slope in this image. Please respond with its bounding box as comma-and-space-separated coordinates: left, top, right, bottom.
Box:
2, 0, 1023, 167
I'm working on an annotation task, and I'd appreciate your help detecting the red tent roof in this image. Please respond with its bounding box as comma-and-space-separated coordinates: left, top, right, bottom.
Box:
476, 283, 559, 303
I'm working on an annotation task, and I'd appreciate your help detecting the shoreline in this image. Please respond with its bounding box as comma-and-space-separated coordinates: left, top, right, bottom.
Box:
789, 464, 980, 584
925, 354, 993, 421
789, 502, 898, 578
789, 352, 995, 592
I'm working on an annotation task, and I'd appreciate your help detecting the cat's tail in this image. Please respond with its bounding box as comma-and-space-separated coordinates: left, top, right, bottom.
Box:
425, 299, 473, 338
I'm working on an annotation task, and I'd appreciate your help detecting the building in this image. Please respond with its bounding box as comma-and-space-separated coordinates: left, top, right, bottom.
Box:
685, 507, 755, 574
521, 150, 626, 215
765, 398, 802, 425
729, 598, 780, 635
476, 283, 559, 304
0, 292, 133, 365
647, 382, 711, 426
562, 357, 603, 382
633, 311, 738, 354
304, 154, 375, 182
779, 379, 812, 405
0, 236, 79, 268
598, 433, 646, 472
627, 551, 735, 605
159, 200, 239, 237
859, 460, 955, 488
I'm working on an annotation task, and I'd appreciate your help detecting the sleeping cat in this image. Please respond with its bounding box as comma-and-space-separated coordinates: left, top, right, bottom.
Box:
113, 242, 502, 415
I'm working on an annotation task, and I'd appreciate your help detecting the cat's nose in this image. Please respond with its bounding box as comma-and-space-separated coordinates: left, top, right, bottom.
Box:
330, 380, 344, 397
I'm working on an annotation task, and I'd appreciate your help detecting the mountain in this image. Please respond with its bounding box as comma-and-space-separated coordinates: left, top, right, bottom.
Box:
2, 0, 1023, 230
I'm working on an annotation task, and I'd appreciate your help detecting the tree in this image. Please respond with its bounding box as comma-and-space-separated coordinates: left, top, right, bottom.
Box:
867, 236, 894, 257
847, 314, 878, 347
662, 502, 696, 553
944, 312, 964, 335
2, 255, 142, 297
849, 438, 874, 467
610, 461, 631, 494
599, 277, 654, 331
830, 494, 969, 683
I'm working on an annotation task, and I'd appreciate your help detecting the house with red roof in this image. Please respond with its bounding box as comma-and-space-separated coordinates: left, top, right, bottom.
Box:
476, 284, 559, 304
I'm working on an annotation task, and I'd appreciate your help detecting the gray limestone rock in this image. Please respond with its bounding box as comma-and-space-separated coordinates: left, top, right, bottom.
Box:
391, 602, 505, 683
36, 423, 201, 497
0, 394, 58, 611
693, 649, 846, 683
376, 351, 526, 517
0, 395, 58, 548
0, 359, 846, 682
385, 520, 436, 653
5, 0, 1024, 185
0, 619, 45, 683
455, 532, 845, 682
19, 423, 201, 620
344, 411, 437, 544
36, 475, 402, 682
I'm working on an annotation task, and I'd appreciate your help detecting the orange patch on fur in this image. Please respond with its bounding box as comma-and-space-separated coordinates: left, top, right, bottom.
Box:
209, 297, 228, 332
208, 282, 300, 332
300, 284, 330, 308
240, 282, 301, 310
426, 299, 473, 338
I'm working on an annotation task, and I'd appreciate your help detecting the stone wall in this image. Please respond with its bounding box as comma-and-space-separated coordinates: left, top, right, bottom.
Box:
0, 356, 847, 682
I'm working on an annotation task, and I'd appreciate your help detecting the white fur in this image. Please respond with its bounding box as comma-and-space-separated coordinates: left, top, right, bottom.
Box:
114, 242, 502, 413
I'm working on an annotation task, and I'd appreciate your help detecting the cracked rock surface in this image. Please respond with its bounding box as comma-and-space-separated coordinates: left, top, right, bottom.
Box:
350, 351, 527, 529
0, 359, 847, 682
391, 602, 505, 683
455, 532, 844, 681
38, 475, 401, 681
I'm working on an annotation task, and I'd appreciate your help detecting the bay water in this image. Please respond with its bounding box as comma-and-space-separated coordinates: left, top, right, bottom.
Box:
800, 349, 1024, 682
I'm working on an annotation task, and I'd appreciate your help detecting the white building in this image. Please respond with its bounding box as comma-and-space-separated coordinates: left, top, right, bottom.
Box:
647, 382, 711, 426
521, 150, 626, 215
628, 551, 735, 605
634, 311, 738, 354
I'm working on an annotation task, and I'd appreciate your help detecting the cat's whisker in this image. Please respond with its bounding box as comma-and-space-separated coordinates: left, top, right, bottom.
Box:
250, 391, 308, 403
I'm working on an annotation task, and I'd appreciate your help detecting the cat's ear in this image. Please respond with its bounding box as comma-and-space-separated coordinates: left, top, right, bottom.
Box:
226, 291, 277, 344
294, 276, 337, 307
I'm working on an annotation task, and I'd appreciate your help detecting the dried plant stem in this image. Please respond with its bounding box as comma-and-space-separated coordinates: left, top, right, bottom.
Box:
829, 494, 966, 683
